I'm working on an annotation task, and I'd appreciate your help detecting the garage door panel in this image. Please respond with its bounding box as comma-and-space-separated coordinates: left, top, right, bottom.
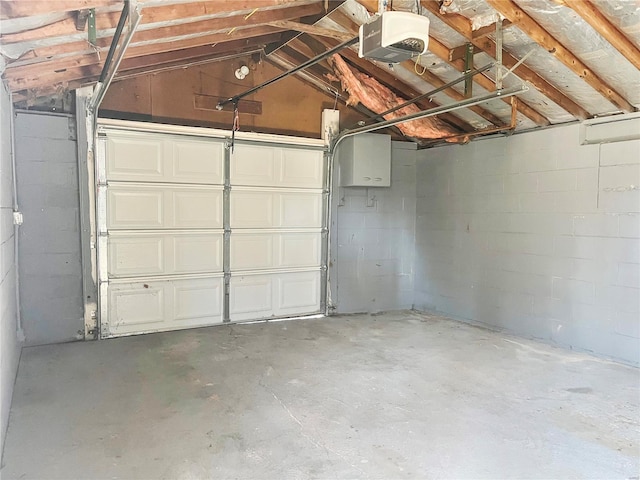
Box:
106, 277, 223, 336
280, 149, 323, 188
231, 190, 321, 228
173, 189, 222, 228
174, 280, 222, 321
108, 233, 222, 277
230, 145, 276, 186
109, 284, 165, 328
280, 193, 322, 227
172, 140, 224, 184
108, 188, 164, 229
108, 236, 165, 277
230, 234, 273, 270
108, 185, 222, 230
279, 233, 321, 267
107, 136, 164, 181
174, 234, 222, 273
276, 271, 320, 315
230, 191, 275, 228
229, 276, 273, 321
229, 271, 321, 321
230, 232, 320, 271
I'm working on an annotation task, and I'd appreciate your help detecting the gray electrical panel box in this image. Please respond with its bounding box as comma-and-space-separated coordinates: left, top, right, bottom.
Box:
338, 133, 391, 187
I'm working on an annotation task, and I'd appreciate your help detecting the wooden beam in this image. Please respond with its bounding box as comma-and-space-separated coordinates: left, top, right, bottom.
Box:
449, 44, 480, 62
471, 20, 512, 40
558, 0, 640, 71
0, 0, 119, 19
422, 0, 589, 121
5, 28, 286, 92
266, 20, 353, 41
485, 0, 634, 113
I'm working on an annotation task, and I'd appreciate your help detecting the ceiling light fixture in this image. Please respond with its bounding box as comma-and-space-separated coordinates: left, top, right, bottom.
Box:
235, 65, 250, 80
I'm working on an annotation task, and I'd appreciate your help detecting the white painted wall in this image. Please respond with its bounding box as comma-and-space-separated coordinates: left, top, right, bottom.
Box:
414, 120, 640, 365
0, 82, 22, 458
331, 141, 417, 313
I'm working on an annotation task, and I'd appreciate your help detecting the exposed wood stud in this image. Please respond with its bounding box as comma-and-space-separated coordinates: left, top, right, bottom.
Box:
266, 20, 353, 41
486, 0, 634, 113
557, 0, 640, 71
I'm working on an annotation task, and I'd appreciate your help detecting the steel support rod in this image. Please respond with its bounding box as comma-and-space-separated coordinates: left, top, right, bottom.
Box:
349, 62, 495, 129
216, 36, 359, 110
331, 84, 528, 153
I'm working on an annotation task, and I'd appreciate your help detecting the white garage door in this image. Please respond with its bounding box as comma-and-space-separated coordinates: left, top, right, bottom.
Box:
96, 123, 326, 337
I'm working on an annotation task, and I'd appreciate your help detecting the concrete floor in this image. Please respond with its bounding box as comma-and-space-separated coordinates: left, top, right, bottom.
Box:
1, 311, 638, 479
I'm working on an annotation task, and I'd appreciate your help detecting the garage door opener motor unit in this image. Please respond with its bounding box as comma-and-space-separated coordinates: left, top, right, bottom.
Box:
359, 11, 430, 63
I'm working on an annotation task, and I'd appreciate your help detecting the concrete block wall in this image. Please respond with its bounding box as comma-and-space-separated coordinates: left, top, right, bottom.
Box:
14, 112, 84, 346
0, 82, 21, 458
414, 121, 640, 365
332, 141, 417, 313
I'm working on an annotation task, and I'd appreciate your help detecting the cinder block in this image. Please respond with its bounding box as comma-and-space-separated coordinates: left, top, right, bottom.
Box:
533, 296, 572, 320
619, 267, 640, 302
572, 213, 619, 237
615, 310, 640, 338
619, 214, 639, 238
537, 169, 577, 192
552, 277, 595, 303
598, 190, 640, 214
599, 164, 640, 189
600, 140, 640, 166
15, 112, 74, 140
337, 211, 365, 229
554, 235, 600, 259
504, 173, 538, 194
505, 232, 554, 256
576, 168, 598, 191
596, 284, 639, 313
553, 190, 598, 213
519, 192, 556, 213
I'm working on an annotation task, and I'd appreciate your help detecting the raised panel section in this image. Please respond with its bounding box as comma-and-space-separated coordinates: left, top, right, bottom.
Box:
108, 236, 164, 277
174, 280, 222, 321
230, 144, 277, 186
107, 185, 222, 230
107, 135, 163, 181
276, 271, 320, 315
229, 271, 321, 322
172, 140, 224, 184
279, 233, 321, 268
108, 233, 223, 277
108, 284, 165, 328
229, 275, 273, 321
280, 193, 322, 227
107, 188, 163, 229
230, 234, 273, 270
230, 191, 275, 228
172, 189, 222, 228
231, 232, 321, 271
280, 149, 324, 188
106, 277, 223, 336
231, 144, 324, 188
173, 234, 222, 273
105, 132, 224, 184
230, 190, 322, 229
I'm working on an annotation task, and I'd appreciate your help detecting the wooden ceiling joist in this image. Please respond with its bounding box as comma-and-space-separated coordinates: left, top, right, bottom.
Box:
485, 0, 635, 113
266, 20, 353, 41
557, 0, 640, 71
421, 0, 591, 121
6, 2, 322, 67
0, 0, 119, 20
6, 26, 287, 92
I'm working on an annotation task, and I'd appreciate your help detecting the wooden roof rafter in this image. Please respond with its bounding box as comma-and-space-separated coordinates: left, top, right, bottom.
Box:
485, 0, 635, 113
553, 0, 640, 71
420, 0, 591, 121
